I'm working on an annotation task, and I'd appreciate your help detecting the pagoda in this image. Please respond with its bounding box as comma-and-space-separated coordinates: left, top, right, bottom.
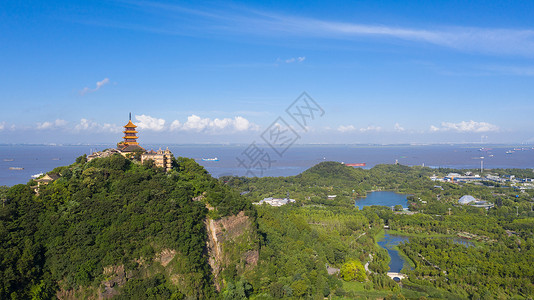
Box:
86, 113, 175, 171
117, 113, 145, 152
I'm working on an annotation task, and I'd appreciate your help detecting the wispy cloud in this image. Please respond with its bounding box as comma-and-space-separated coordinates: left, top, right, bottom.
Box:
74, 119, 121, 133
0, 121, 5, 131
359, 125, 382, 132
280, 56, 306, 64
394, 123, 405, 132
430, 120, 499, 133
95, 1, 534, 57
80, 78, 110, 95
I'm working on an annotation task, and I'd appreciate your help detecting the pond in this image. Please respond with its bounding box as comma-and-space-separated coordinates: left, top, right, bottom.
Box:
355, 191, 408, 210
376, 232, 475, 274
377, 232, 411, 273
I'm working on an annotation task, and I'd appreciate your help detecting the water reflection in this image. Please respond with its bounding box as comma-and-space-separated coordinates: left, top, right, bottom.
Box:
377, 232, 411, 273
355, 191, 408, 210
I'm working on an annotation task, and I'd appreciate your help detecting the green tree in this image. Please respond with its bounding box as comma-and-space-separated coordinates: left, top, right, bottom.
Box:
340, 260, 366, 282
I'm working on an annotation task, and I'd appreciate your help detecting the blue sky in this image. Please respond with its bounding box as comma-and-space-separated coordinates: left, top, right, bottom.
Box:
1, 0, 533, 144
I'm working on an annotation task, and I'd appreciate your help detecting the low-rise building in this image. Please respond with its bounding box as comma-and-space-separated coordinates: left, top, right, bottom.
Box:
254, 197, 296, 207
141, 148, 174, 172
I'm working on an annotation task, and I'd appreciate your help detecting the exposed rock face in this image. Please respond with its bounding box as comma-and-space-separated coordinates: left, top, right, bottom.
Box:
205, 211, 259, 291
155, 249, 177, 267
56, 265, 129, 300
99, 265, 130, 299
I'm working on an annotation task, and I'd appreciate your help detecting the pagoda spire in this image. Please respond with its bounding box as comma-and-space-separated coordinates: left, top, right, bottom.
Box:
123, 114, 139, 145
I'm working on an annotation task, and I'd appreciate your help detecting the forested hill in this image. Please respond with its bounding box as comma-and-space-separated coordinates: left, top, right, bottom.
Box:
0, 154, 259, 299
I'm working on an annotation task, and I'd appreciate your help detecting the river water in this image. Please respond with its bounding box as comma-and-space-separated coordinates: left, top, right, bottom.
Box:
377, 231, 475, 274
377, 233, 410, 273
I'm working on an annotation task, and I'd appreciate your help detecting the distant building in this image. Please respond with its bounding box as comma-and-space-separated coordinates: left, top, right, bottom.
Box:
459, 195, 477, 204
458, 195, 494, 209
254, 197, 296, 207
88, 114, 174, 171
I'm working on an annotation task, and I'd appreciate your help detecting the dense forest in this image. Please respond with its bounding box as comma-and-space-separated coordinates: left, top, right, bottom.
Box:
0, 154, 256, 299
1, 158, 533, 299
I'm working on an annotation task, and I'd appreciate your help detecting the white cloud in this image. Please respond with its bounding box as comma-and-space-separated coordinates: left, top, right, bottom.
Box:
36, 119, 68, 130
174, 114, 258, 132
337, 125, 356, 132
135, 114, 166, 131
170, 120, 182, 131
337, 124, 382, 133
74, 118, 121, 133
0, 121, 5, 131
359, 125, 382, 132
431, 120, 499, 133
80, 78, 110, 95
233, 116, 253, 131
394, 123, 405, 132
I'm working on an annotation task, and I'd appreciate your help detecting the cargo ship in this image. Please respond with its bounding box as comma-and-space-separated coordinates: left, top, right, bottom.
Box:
344, 163, 366, 167
201, 157, 219, 161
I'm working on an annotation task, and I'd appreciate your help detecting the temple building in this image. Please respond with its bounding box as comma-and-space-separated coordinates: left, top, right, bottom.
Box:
88, 114, 174, 171
32, 173, 60, 195
117, 113, 145, 153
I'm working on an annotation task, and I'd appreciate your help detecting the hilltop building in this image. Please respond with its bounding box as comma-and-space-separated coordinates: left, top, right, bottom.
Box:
32, 173, 60, 195
117, 112, 145, 153
141, 148, 174, 172
88, 114, 174, 171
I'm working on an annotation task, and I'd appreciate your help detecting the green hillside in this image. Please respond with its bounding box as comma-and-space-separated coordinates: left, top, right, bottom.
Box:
0, 154, 258, 299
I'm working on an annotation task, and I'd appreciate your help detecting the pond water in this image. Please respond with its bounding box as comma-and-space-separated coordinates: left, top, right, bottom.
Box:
355, 191, 408, 210
452, 238, 475, 248
377, 232, 410, 273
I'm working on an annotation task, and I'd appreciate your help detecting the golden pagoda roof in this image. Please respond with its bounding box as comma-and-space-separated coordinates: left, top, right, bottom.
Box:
123, 130, 138, 133
124, 120, 137, 128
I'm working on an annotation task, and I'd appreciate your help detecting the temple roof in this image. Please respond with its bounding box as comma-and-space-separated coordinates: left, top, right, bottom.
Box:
119, 144, 145, 152
124, 120, 137, 128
